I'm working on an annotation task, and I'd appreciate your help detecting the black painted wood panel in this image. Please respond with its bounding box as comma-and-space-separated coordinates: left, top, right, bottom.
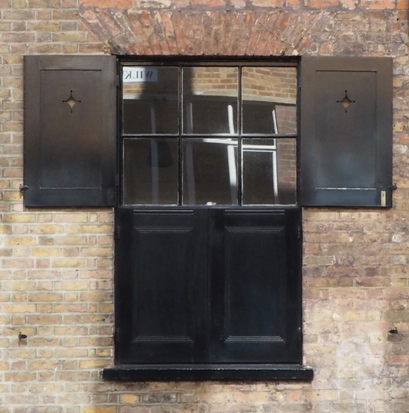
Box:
300, 56, 392, 207
103, 363, 314, 381
224, 226, 285, 338
209, 209, 302, 363
115, 208, 302, 365
24, 55, 117, 206
115, 209, 208, 364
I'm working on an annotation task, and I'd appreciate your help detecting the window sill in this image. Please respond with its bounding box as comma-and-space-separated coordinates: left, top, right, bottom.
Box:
102, 364, 314, 381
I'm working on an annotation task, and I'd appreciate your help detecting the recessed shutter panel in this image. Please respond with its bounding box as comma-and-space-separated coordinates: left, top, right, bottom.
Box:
300, 56, 392, 207
209, 209, 302, 363
115, 208, 208, 364
24, 55, 117, 207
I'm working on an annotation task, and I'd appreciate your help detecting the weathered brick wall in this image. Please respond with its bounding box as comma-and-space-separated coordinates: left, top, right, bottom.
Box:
1, 0, 409, 412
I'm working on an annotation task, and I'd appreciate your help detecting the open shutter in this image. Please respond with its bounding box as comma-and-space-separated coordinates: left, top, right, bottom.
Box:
24, 55, 117, 207
300, 56, 392, 207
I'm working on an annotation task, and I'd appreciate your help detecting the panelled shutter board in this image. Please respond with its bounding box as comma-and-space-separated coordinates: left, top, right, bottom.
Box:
114, 209, 303, 368
114, 208, 209, 365
300, 56, 393, 207
24, 55, 117, 207
208, 209, 302, 364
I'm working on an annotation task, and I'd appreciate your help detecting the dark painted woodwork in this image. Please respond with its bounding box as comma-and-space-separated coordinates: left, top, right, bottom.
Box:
115, 208, 208, 364
209, 209, 302, 363
300, 56, 392, 207
103, 363, 313, 381
115, 208, 302, 366
24, 55, 117, 207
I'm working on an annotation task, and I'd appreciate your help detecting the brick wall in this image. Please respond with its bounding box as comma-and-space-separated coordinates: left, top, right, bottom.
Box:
1, 0, 409, 412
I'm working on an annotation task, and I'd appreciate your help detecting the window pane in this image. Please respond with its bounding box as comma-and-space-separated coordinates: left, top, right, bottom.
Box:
183, 67, 238, 134
182, 138, 238, 205
242, 67, 297, 135
122, 67, 178, 134
242, 138, 296, 205
123, 138, 178, 205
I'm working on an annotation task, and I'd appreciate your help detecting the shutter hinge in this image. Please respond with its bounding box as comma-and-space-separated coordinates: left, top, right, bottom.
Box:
115, 175, 120, 203
297, 327, 303, 349
114, 327, 121, 343
19, 184, 29, 193
389, 183, 398, 191
297, 225, 302, 239
115, 223, 121, 240
115, 67, 120, 87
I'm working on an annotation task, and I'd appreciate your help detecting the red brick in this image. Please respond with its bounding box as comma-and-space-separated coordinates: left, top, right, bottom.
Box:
361, 0, 396, 8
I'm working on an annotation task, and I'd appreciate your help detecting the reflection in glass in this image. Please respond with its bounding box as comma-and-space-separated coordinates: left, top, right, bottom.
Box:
123, 138, 178, 205
183, 67, 238, 134
242, 67, 297, 135
182, 138, 238, 205
242, 138, 296, 205
122, 67, 179, 134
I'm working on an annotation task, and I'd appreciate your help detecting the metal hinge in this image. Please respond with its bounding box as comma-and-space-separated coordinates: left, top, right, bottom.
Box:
19, 184, 28, 193
297, 225, 302, 239
115, 223, 121, 240
297, 327, 303, 349
114, 327, 120, 343
115, 62, 121, 88
115, 175, 120, 204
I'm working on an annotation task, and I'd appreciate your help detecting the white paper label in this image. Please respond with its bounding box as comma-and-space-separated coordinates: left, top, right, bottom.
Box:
123, 67, 158, 83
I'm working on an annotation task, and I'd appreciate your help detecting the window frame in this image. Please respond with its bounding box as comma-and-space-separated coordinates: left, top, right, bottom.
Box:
104, 57, 312, 381
118, 59, 300, 209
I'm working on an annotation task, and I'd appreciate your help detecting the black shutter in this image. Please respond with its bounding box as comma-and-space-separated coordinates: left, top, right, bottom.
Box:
209, 209, 302, 363
115, 209, 208, 364
300, 56, 392, 207
24, 55, 117, 207
115, 208, 302, 367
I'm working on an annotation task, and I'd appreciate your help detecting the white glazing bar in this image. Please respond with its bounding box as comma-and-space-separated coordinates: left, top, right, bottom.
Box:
272, 109, 279, 200
228, 104, 235, 135
272, 150, 278, 201
227, 105, 237, 203
272, 108, 278, 135
227, 145, 237, 204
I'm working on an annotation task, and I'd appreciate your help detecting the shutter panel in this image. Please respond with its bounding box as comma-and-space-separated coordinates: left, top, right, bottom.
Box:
115, 208, 302, 366
115, 209, 208, 364
24, 55, 117, 207
300, 56, 392, 207
209, 209, 302, 363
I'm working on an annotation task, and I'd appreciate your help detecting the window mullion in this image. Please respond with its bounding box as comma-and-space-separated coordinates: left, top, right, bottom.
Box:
178, 65, 183, 206
238, 66, 243, 206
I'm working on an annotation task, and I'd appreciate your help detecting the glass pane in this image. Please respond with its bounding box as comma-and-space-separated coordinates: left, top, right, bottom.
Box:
242, 67, 297, 135
122, 67, 178, 134
183, 67, 238, 134
182, 138, 238, 205
242, 138, 296, 205
123, 138, 178, 205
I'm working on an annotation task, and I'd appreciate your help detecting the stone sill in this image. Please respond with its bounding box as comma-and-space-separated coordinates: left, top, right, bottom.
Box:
103, 364, 314, 381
